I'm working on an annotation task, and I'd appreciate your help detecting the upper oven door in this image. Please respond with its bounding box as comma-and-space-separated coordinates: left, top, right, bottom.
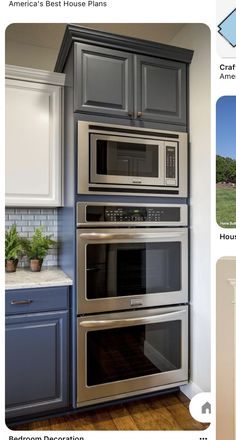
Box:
90, 134, 166, 187
77, 228, 188, 314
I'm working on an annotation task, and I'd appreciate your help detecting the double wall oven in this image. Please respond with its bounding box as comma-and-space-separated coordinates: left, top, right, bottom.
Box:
76, 202, 189, 406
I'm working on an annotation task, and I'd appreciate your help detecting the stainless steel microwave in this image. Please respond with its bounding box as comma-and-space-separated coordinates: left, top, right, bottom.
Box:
77, 121, 188, 197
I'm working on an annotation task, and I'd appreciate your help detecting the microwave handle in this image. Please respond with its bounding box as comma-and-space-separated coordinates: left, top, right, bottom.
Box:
79, 232, 184, 241
80, 309, 186, 329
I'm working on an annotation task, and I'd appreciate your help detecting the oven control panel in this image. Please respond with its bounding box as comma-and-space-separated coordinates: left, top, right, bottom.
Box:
85, 205, 181, 223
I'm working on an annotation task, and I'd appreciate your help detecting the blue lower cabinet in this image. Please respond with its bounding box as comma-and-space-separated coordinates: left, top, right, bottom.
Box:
5, 290, 69, 419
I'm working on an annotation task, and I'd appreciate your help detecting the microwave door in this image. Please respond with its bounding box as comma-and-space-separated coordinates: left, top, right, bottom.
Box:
90, 134, 165, 186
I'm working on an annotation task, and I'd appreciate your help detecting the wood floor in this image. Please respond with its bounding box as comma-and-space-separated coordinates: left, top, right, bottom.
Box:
12, 392, 209, 431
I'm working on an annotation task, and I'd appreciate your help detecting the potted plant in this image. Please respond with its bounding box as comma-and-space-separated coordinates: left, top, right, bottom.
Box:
5, 225, 23, 272
22, 227, 57, 272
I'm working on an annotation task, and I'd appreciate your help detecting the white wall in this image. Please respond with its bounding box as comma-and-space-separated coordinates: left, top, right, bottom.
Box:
170, 24, 211, 395
5, 41, 58, 70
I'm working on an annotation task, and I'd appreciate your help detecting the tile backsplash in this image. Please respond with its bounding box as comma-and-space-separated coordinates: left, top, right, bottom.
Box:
5, 208, 58, 267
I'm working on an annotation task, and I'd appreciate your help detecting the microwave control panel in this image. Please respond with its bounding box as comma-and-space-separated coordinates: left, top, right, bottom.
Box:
85, 205, 181, 223
166, 146, 176, 179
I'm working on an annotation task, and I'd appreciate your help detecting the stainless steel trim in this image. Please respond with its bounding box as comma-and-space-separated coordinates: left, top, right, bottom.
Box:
76, 380, 188, 408
79, 231, 184, 240
80, 309, 186, 329
10, 299, 33, 305
77, 121, 188, 197
87, 121, 183, 139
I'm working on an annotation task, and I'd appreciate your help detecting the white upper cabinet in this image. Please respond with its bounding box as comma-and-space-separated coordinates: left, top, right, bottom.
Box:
5, 65, 65, 206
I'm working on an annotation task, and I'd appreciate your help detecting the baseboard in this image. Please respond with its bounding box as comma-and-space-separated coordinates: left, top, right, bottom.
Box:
180, 382, 203, 400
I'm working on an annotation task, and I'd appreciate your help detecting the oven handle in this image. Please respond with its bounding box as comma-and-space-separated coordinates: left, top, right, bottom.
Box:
79, 232, 184, 241
79, 309, 186, 329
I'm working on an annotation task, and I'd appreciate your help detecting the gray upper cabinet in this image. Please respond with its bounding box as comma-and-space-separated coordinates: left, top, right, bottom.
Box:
135, 55, 186, 125
74, 43, 133, 117
74, 43, 187, 127
55, 26, 193, 130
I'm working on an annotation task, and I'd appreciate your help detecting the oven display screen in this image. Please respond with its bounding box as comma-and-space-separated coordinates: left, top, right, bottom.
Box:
86, 205, 180, 222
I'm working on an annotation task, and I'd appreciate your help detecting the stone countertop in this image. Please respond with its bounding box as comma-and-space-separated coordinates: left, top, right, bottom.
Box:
5, 267, 73, 290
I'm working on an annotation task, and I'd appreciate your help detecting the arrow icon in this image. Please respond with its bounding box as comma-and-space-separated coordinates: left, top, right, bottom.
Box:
218, 8, 236, 47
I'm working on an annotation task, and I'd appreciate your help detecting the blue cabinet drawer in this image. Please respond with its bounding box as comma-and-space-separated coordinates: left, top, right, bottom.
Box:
6, 286, 69, 315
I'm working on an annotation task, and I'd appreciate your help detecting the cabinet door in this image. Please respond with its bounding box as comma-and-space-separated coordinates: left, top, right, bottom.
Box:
135, 55, 187, 126
74, 43, 133, 117
5, 79, 62, 206
5, 310, 68, 419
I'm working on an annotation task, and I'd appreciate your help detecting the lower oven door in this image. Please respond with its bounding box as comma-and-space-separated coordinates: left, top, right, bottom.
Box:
77, 305, 188, 406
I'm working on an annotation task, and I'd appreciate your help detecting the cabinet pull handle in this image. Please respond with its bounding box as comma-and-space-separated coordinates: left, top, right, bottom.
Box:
137, 112, 142, 118
11, 299, 33, 305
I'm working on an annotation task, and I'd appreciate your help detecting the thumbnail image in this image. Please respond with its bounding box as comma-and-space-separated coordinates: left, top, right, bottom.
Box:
216, 96, 236, 227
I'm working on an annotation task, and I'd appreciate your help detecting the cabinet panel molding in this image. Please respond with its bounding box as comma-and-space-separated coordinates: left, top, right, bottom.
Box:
74, 43, 133, 117
135, 55, 186, 125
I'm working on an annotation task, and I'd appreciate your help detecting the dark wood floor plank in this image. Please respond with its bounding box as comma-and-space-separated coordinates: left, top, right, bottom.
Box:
85, 408, 118, 430
51, 413, 96, 431
109, 404, 138, 430
145, 405, 183, 430
126, 400, 160, 430
166, 401, 208, 431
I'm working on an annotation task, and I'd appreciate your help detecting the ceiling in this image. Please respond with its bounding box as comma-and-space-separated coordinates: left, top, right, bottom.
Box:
6, 23, 67, 50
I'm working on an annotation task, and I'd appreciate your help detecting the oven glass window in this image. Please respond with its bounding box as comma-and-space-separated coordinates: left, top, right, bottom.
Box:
87, 320, 181, 386
86, 242, 181, 299
96, 139, 159, 178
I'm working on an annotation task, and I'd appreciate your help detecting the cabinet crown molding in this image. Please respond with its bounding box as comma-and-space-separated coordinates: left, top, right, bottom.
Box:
55, 24, 194, 73
5, 64, 65, 86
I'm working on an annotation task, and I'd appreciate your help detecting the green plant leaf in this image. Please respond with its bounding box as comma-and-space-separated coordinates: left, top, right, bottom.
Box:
5, 224, 23, 261
21, 226, 57, 260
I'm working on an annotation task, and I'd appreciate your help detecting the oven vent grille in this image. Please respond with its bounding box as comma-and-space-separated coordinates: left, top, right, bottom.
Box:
88, 125, 179, 139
